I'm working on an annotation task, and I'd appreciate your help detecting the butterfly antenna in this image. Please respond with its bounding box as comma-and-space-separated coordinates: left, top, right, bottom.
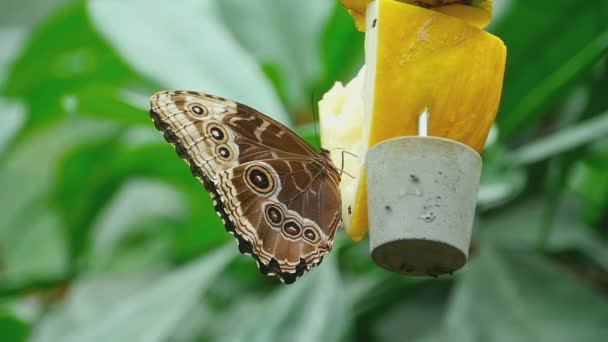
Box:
311, 93, 322, 151
339, 150, 345, 177
337, 149, 358, 180
330, 148, 359, 160
341, 169, 356, 179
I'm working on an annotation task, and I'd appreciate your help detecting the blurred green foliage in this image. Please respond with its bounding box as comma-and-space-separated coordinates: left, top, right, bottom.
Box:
0, 0, 607, 341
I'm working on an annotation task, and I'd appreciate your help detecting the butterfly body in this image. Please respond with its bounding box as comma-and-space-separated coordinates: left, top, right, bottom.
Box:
149, 91, 342, 284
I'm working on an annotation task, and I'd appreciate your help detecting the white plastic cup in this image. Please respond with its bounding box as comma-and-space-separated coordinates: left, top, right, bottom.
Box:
366, 136, 482, 276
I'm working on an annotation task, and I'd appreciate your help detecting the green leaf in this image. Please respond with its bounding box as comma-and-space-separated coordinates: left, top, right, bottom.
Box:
0, 0, 75, 28
0, 98, 25, 156
2, 3, 137, 134
52, 131, 226, 264
296, 123, 322, 151
87, 0, 287, 124
218, 0, 334, 110
0, 118, 119, 284
205, 256, 349, 342
512, 110, 608, 166
479, 198, 608, 271
370, 283, 450, 342
438, 243, 608, 342
0, 205, 68, 288
318, 1, 364, 96
580, 56, 608, 120
74, 85, 151, 127
0, 29, 27, 89
478, 145, 526, 209
566, 138, 608, 224
109, 143, 227, 258
53, 134, 125, 261
0, 313, 30, 342
33, 245, 236, 342
260, 62, 289, 108
493, 0, 608, 137
87, 179, 188, 271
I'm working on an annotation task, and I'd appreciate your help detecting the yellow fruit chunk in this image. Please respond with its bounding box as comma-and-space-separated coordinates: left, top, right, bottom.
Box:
319, 68, 367, 241
321, 0, 506, 241
342, 0, 368, 31
434, 3, 493, 29
367, 0, 506, 151
341, 0, 493, 31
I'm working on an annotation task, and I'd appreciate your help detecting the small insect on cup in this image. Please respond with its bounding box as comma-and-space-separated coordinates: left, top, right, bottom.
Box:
366, 108, 482, 276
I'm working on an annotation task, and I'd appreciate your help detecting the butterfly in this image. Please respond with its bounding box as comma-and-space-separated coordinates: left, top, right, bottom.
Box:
149, 91, 342, 284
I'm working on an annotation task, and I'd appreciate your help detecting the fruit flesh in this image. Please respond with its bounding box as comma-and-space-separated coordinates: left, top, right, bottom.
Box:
319, 68, 367, 241
368, 0, 506, 152
341, 0, 493, 31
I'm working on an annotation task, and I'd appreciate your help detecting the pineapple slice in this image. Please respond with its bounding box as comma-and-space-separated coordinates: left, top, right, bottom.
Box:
319, 68, 368, 241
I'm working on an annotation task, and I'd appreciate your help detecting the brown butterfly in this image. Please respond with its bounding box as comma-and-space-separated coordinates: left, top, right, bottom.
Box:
149, 91, 342, 284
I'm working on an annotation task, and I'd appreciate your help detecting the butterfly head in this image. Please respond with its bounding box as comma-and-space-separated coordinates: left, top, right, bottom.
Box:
319, 148, 342, 182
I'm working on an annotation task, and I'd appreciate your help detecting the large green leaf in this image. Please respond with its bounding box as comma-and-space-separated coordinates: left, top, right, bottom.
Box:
218, 0, 333, 109
511, 110, 608, 166
479, 198, 608, 271
204, 256, 349, 342
53, 134, 125, 261
0, 205, 68, 290
87, 0, 287, 124
0, 118, 119, 285
370, 283, 450, 342
109, 143, 227, 258
2, 3, 137, 134
318, 1, 364, 97
74, 85, 152, 127
436, 243, 608, 342
51, 131, 226, 264
32, 245, 236, 342
492, 0, 608, 137
86, 179, 187, 271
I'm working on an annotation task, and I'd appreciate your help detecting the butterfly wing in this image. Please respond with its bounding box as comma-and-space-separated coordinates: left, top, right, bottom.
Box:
150, 91, 318, 177
149, 90, 342, 283
216, 159, 341, 283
